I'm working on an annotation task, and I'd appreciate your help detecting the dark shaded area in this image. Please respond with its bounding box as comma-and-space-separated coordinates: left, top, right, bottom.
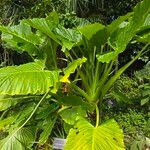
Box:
12, 51, 33, 65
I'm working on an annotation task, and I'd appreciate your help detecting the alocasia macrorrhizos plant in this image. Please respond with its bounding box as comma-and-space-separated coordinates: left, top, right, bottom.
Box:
0, 0, 149, 149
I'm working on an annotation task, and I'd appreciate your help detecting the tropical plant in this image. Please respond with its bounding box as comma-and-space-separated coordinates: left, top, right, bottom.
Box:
0, 0, 149, 149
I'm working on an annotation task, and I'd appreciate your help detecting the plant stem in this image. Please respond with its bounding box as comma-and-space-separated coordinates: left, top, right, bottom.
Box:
49, 39, 57, 69
67, 51, 91, 92
95, 104, 99, 127
101, 42, 150, 100
92, 60, 99, 94
94, 61, 114, 100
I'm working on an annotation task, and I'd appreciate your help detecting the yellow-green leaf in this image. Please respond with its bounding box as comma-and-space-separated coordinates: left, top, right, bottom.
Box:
64, 119, 125, 150
60, 57, 87, 83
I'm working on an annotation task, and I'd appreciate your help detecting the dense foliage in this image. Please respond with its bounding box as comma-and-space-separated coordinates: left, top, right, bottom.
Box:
0, 0, 150, 150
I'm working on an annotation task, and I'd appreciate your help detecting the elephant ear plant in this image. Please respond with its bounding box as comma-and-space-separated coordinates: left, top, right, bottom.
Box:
0, 0, 150, 149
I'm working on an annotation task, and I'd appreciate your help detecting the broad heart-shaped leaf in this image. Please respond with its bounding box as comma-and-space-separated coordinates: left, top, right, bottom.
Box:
0, 61, 59, 95
78, 23, 107, 49
22, 12, 60, 44
54, 25, 82, 51
60, 57, 87, 83
0, 23, 42, 56
99, 0, 150, 63
107, 12, 133, 34
78, 23, 105, 40
0, 127, 35, 150
109, 0, 150, 51
64, 119, 125, 150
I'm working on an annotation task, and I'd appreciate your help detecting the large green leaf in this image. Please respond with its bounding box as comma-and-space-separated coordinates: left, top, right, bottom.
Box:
98, 0, 150, 63
24, 18, 82, 51
55, 25, 82, 50
0, 127, 35, 150
107, 12, 132, 34
109, 0, 150, 51
22, 12, 60, 44
60, 57, 87, 83
78, 23, 107, 48
0, 61, 59, 95
64, 119, 125, 150
78, 23, 105, 40
0, 23, 42, 56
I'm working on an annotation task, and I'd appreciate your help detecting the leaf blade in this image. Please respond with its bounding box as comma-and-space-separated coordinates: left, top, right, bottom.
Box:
64, 119, 125, 150
0, 61, 59, 95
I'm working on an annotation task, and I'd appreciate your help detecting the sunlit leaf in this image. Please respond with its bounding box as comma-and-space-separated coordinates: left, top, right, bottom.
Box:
107, 12, 132, 34
55, 25, 82, 50
0, 61, 59, 95
60, 57, 87, 83
64, 119, 125, 150
0, 23, 42, 56
23, 12, 60, 44
78, 23, 107, 48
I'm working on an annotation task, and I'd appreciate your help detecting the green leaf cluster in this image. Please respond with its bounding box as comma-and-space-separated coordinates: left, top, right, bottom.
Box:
0, 0, 149, 149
